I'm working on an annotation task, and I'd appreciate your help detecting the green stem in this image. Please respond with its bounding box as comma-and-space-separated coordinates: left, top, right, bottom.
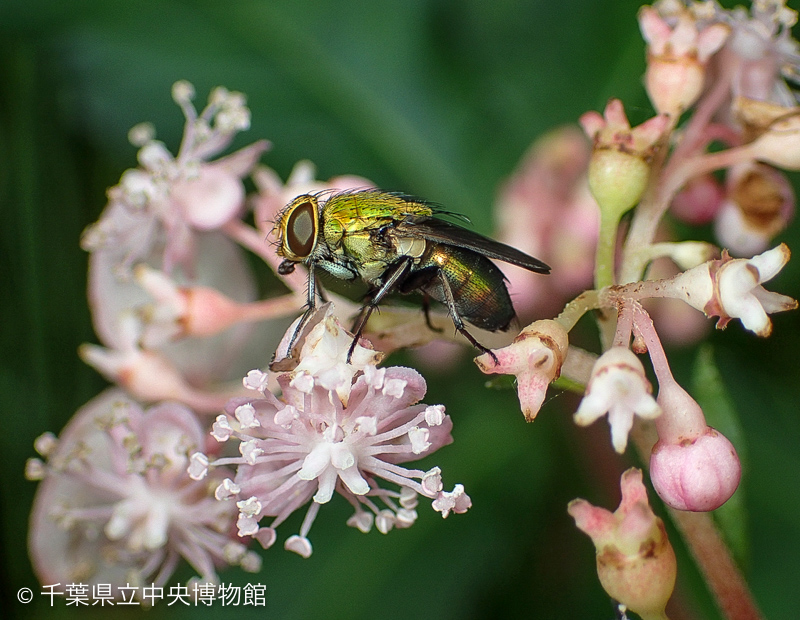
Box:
594, 209, 622, 348
595, 209, 620, 290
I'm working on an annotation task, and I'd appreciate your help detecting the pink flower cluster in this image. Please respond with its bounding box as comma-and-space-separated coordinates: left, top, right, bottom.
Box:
26, 390, 258, 591
27, 82, 467, 593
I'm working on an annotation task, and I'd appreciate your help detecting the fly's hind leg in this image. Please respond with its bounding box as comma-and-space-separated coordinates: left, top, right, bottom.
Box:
435, 269, 498, 364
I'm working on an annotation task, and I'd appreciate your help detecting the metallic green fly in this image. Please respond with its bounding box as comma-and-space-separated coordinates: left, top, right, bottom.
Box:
271, 190, 550, 365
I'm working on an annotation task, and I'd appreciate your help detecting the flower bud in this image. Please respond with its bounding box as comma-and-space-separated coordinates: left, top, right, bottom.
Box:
475, 320, 569, 422
650, 379, 740, 511
639, 5, 729, 116
581, 100, 670, 219
569, 468, 676, 620
671, 174, 725, 225
650, 427, 741, 511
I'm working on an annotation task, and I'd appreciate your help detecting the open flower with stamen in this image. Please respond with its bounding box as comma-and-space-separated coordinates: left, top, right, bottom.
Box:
709, 0, 800, 106
195, 363, 465, 557
574, 347, 662, 453
26, 389, 256, 596
80, 84, 266, 398
81, 81, 268, 275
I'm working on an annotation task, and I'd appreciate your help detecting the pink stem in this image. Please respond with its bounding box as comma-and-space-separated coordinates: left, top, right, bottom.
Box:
631, 302, 708, 443
612, 300, 634, 348
628, 308, 763, 619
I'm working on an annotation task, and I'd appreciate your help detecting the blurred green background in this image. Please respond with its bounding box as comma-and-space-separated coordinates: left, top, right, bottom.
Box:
2, 1, 799, 618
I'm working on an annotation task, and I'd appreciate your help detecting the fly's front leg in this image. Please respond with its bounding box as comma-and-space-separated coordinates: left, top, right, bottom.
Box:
347, 257, 413, 363
435, 268, 498, 364
270, 261, 318, 371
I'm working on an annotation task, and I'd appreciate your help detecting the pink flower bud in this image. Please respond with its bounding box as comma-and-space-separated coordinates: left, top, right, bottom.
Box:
639, 5, 729, 116
671, 174, 725, 225
475, 320, 569, 422
650, 379, 741, 511
650, 427, 741, 512
569, 469, 676, 620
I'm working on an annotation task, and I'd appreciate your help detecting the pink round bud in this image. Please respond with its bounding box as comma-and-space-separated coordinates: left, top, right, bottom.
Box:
650, 426, 741, 512
671, 174, 725, 225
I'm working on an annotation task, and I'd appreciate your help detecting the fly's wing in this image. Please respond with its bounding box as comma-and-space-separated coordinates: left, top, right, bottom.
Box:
396, 216, 551, 274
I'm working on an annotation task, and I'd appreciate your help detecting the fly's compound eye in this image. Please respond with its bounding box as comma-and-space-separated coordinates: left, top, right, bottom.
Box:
280, 196, 319, 260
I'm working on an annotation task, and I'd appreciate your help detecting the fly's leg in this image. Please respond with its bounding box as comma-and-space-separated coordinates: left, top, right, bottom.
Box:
315, 271, 329, 303
421, 294, 443, 333
270, 261, 319, 371
347, 257, 413, 363
435, 268, 498, 364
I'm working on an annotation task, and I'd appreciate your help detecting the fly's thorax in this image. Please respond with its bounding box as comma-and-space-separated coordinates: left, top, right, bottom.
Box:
322, 190, 434, 223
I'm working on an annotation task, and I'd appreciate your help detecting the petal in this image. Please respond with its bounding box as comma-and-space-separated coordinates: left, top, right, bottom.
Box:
632, 392, 662, 420
337, 465, 370, 496
329, 443, 356, 470
298, 443, 332, 481
312, 467, 338, 504
575, 388, 614, 426
752, 286, 798, 314
748, 243, 790, 282
724, 293, 772, 335
607, 404, 636, 454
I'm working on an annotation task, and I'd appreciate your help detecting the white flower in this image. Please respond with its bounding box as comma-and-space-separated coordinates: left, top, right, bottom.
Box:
671, 243, 797, 336
716, 244, 797, 336
575, 347, 662, 453
275, 303, 383, 404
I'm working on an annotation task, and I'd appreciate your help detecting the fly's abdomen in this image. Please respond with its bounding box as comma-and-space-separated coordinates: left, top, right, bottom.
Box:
412, 245, 516, 331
